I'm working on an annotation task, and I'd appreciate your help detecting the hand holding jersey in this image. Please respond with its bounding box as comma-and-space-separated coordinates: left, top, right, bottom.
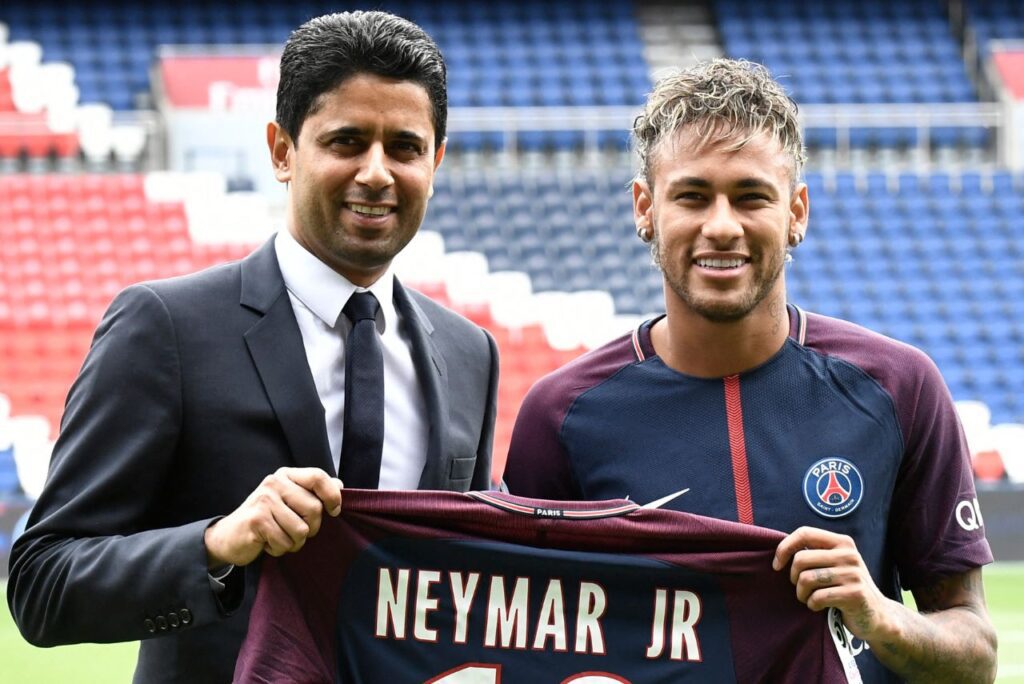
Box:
774, 527, 890, 629
204, 467, 344, 568
774, 526, 994, 682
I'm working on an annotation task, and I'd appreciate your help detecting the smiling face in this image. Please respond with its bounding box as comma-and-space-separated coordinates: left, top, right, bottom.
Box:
268, 72, 445, 286
634, 126, 808, 323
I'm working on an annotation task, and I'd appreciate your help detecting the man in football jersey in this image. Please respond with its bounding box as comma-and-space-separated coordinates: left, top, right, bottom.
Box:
503, 58, 997, 682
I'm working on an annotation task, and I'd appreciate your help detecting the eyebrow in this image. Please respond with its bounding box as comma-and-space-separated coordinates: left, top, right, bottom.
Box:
320, 126, 428, 146
667, 176, 775, 189
393, 130, 428, 146
320, 125, 362, 140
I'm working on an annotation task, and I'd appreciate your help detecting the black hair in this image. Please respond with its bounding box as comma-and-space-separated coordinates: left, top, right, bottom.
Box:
276, 10, 447, 150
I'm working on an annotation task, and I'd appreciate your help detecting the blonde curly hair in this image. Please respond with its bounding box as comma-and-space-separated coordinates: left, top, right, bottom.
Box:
633, 59, 806, 187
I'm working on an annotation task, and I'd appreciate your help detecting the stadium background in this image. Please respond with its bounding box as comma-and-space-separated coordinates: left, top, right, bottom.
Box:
0, 0, 1021, 679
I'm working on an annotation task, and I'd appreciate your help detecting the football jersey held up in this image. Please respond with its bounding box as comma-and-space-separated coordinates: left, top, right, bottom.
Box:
234, 489, 862, 683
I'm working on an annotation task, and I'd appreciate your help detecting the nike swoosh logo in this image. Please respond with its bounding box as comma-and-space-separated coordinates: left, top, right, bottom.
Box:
640, 488, 691, 510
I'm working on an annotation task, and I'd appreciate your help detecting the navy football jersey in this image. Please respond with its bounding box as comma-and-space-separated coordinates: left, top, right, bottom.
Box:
234, 489, 861, 683
503, 306, 993, 683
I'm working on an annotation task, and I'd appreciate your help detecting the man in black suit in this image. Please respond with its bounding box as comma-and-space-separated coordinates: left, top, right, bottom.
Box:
7, 11, 498, 683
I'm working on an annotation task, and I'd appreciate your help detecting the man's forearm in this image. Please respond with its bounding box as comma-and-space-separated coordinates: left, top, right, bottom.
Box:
867, 580, 997, 683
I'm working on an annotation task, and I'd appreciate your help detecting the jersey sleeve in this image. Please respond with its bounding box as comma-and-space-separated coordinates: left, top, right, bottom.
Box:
502, 372, 582, 500
886, 350, 993, 588
503, 330, 641, 501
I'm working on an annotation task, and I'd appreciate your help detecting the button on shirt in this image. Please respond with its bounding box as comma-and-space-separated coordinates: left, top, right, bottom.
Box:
274, 230, 429, 489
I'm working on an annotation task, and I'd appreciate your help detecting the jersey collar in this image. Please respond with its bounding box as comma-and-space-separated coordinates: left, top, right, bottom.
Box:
631, 305, 808, 363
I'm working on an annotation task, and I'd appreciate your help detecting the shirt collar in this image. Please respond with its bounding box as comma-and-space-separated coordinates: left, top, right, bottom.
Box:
274, 229, 396, 331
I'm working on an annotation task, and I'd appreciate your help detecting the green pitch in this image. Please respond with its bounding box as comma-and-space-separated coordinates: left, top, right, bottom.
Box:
3, 565, 1024, 681
987, 563, 1024, 682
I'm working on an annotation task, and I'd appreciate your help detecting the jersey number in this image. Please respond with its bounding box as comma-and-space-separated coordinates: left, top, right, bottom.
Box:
427, 664, 631, 684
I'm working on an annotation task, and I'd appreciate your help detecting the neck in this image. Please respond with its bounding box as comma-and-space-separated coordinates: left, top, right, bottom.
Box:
652, 290, 791, 378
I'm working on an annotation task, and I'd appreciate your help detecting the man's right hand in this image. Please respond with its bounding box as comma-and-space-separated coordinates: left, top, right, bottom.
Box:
203, 467, 344, 568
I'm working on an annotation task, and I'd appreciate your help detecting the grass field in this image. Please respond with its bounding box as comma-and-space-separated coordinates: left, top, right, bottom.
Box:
3, 564, 1024, 682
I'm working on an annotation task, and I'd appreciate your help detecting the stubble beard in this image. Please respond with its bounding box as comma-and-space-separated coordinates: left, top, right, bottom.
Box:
325, 199, 420, 273
649, 221, 788, 323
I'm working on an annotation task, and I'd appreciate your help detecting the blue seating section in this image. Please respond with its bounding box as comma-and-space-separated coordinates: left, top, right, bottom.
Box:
964, 0, 1024, 60
714, 0, 987, 149
716, 0, 975, 105
427, 168, 1024, 424
428, 167, 658, 315
5, 0, 1009, 152
1, 0, 649, 117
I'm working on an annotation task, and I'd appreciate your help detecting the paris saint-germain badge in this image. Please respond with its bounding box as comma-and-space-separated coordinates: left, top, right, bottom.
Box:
803, 457, 864, 519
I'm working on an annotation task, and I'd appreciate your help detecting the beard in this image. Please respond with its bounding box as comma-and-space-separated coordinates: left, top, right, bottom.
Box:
650, 222, 788, 323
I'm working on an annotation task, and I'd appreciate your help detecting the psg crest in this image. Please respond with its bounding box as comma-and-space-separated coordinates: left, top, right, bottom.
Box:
802, 457, 864, 519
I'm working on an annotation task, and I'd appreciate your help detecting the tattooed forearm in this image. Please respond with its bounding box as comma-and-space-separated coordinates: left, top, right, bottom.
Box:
867, 570, 996, 683
917, 571, 985, 614
879, 608, 983, 682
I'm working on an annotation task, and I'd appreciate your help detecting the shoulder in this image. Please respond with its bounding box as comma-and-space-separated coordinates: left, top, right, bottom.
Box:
801, 310, 944, 391
799, 310, 954, 439
505, 330, 641, 499
404, 286, 477, 327
402, 286, 495, 349
113, 240, 277, 322
139, 258, 245, 303
522, 328, 640, 416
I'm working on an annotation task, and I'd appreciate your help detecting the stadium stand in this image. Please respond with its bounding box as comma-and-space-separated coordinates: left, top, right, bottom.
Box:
0, 1, 648, 108
0, 0, 1022, 488
0, 44, 80, 162
0, 174, 253, 429
0, 169, 596, 471
715, 0, 990, 151
718, 0, 976, 104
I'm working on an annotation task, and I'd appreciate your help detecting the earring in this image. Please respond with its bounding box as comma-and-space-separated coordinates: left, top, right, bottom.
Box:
636, 225, 653, 243
788, 232, 804, 247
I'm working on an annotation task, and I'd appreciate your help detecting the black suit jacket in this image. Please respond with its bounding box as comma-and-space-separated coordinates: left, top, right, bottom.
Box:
7, 237, 499, 683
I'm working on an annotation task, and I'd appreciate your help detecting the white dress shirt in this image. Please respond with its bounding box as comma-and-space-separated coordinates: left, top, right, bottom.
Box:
274, 229, 428, 489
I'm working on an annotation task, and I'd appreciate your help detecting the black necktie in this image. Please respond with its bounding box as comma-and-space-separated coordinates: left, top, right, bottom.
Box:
339, 291, 384, 488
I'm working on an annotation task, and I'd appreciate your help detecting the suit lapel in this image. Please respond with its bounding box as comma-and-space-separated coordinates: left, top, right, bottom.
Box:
240, 238, 334, 475
393, 279, 450, 489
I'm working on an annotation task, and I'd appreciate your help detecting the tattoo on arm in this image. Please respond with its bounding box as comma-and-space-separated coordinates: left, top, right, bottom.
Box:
914, 571, 985, 614
874, 569, 996, 683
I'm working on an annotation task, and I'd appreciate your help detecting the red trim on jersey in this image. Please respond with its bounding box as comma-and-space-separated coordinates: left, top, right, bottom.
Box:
723, 375, 754, 524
